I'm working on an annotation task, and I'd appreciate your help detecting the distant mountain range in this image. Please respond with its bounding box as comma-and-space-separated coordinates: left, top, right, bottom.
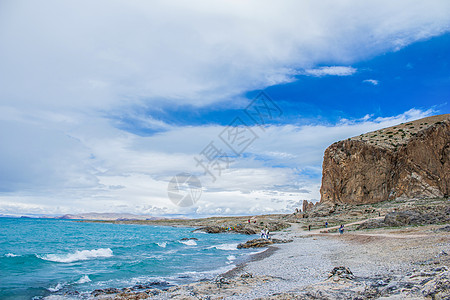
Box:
0, 213, 168, 221
57, 213, 166, 221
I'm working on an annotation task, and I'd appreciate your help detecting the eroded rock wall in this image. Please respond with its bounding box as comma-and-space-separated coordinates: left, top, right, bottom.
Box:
320, 116, 450, 204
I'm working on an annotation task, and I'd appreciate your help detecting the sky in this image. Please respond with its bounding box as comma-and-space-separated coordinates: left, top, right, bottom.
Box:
0, 0, 449, 216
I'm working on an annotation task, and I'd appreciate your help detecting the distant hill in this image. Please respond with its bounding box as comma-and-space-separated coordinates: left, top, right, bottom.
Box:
320, 114, 450, 204
57, 213, 165, 221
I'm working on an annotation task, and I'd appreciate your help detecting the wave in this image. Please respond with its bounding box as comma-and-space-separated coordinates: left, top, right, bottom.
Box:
179, 240, 197, 246
38, 248, 113, 263
248, 248, 267, 255
47, 282, 65, 292
209, 243, 238, 251
4, 253, 19, 257
157, 242, 167, 248
177, 264, 236, 280
227, 255, 236, 262
75, 275, 92, 284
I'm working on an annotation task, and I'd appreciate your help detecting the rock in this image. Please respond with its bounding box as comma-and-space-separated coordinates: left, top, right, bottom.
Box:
180, 237, 199, 241
358, 205, 450, 229
383, 210, 425, 226
421, 270, 450, 299
436, 250, 448, 258
320, 114, 450, 205
356, 219, 386, 230
327, 266, 355, 281
237, 238, 292, 249
193, 224, 261, 235
302, 200, 317, 212
194, 226, 224, 233
437, 225, 450, 232
91, 287, 121, 296
306, 201, 336, 217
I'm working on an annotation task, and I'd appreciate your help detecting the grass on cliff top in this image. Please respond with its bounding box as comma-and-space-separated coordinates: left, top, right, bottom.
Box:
348, 114, 450, 149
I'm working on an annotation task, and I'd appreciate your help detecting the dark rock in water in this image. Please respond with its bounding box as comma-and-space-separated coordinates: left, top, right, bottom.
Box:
129, 281, 172, 291
237, 238, 292, 249
91, 288, 121, 296
180, 237, 199, 241
64, 291, 80, 296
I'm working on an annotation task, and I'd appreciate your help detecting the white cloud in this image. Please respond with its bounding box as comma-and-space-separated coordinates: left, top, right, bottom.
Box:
363, 79, 380, 85
0, 1, 449, 110
0, 107, 434, 216
304, 66, 357, 77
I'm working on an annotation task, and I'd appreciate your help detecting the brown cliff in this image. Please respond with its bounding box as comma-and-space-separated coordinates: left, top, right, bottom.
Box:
320, 114, 450, 204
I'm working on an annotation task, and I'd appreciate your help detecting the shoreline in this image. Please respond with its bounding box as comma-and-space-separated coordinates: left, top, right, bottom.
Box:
44, 197, 450, 299
96, 222, 448, 299
222, 246, 280, 279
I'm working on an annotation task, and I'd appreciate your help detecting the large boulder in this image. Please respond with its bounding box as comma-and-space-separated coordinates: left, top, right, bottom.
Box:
237, 238, 292, 249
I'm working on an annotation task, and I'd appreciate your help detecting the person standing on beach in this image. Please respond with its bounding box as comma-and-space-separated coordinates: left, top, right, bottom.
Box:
260, 229, 265, 239
308, 225, 311, 231
325, 222, 328, 228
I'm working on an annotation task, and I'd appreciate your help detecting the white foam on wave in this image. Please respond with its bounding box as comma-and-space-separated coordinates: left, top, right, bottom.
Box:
209, 243, 238, 251
248, 248, 267, 255
5, 253, 19, 257
39, 248, 113, 263
179, 240, 197, 246
75, 275, 92, 284
227, 255, 236, 262
47, 282, 65, 292
157, 242, 167, 248
178, 264, 235, 279
43, 296, 78, 300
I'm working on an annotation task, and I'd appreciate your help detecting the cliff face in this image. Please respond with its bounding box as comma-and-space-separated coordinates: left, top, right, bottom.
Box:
320, 114, 450, 204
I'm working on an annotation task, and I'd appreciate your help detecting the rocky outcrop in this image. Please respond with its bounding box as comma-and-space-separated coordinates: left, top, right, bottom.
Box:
237, 238, 293, 249
357, 204, 450, 229
320, 114, 450, 204
302, 200, 317, 212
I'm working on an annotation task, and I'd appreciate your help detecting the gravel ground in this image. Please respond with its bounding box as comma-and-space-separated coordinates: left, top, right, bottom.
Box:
227, 226, 344, 299
228, 224, 450, 299
94, 224, 449, 299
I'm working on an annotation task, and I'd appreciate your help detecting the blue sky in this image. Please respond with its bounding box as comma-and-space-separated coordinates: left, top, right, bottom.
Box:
0, 1, 449, 216
118, 32, 450, 135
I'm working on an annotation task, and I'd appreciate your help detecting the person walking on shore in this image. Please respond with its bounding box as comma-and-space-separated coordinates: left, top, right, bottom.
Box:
339, 224, 344, 234
260, 229, 265, 239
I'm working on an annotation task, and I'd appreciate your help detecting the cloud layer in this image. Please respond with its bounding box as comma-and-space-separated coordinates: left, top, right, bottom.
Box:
1, 0, 449, 110
0, 0, 448, 215
0, 107, 433, 216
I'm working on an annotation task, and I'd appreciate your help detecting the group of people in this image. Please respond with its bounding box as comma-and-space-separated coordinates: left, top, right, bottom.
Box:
312, 221, 344, 234
260, 228, 270, 239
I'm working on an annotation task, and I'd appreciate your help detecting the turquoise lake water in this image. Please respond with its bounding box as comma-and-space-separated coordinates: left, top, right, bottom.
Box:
0, 218, 258, 300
